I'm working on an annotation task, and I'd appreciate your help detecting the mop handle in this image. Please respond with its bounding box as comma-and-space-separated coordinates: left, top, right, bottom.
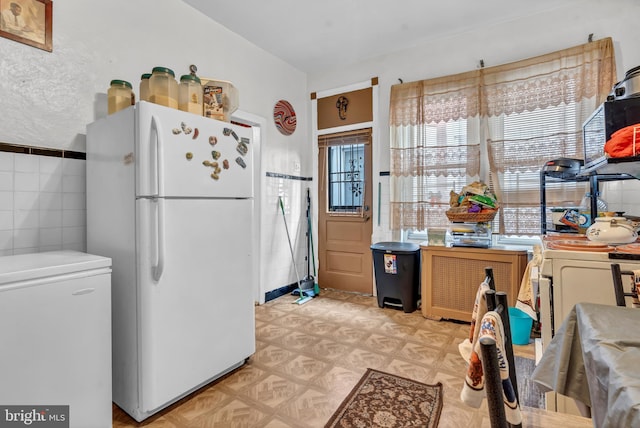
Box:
279, 196, 302, 285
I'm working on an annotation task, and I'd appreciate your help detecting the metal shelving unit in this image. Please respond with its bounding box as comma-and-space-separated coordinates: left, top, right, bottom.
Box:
540, 156, 640, 235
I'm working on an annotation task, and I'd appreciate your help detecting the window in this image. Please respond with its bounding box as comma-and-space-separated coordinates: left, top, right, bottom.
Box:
390, 38, 617, 235
492, 104, 583, 235
328, 144, 365, 213
319, 128, 371, 216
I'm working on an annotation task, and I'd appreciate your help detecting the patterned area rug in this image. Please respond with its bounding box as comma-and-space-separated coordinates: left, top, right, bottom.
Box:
325, 368, 443, 428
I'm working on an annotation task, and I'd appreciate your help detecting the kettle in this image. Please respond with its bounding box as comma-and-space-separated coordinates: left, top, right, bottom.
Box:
586, 216, 638, 244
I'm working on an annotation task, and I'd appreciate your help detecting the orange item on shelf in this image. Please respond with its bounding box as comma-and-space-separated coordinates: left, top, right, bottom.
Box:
604, 123, 640, 158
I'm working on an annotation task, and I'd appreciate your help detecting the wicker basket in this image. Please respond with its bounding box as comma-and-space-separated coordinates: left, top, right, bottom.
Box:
446, 207, 499, 223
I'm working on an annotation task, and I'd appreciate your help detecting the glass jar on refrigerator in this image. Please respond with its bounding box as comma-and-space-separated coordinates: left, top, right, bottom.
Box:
139, 73, 151, 102
178, 74, 203, 115
148, 67, 178, 109
108, 79, 133, 115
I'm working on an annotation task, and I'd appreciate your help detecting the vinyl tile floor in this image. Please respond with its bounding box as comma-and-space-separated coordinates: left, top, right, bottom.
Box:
112, 289, 587, 428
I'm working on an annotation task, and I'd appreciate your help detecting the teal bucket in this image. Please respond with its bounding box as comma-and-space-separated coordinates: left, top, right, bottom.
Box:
508, 307, 533, 345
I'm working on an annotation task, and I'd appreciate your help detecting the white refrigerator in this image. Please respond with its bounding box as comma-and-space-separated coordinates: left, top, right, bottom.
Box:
86, 101, 255, 422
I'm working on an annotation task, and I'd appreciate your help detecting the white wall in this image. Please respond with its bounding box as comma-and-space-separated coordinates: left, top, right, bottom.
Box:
0, 0, 308, 153
0, 0, 310, 301
307, 0, 640, 232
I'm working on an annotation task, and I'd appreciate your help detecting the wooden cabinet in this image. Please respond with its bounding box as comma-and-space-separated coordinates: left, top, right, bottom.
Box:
421, 245, 528, 322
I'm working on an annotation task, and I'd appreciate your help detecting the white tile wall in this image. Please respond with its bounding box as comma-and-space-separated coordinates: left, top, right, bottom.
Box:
260, 172, 395, 298
262, 174, 308, 294
601, 179, 640, 216
0, 151, 86, 256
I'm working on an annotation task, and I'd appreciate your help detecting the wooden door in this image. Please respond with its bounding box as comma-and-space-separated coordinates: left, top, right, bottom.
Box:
318, 129, 373, 294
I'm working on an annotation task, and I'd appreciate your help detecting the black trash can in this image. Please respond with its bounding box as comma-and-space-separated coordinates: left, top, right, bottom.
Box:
371, 242, 420, 313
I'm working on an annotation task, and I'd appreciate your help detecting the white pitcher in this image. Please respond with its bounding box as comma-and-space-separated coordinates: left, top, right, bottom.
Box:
586, 216, 638, 244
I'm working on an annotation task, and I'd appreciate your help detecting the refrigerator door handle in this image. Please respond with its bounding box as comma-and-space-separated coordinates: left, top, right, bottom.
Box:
150, 115, 166, 281
71, 288, 95, 296
150, 115, 164, 197
152, 197, 166, 282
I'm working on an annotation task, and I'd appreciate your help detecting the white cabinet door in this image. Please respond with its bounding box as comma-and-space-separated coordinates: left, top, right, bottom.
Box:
136, 197, 255, 414
136, 101, 254, 199
0, 272, 112, 428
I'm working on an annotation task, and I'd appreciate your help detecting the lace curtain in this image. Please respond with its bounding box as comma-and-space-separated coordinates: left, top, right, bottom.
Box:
389, 71, 483, 229
389, 38, 616, 234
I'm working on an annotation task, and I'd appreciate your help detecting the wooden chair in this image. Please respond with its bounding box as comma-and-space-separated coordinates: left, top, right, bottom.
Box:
479, 268, 592, 428
481, 267, 521, 428
610, 263, 638, 307
480, 335, 510, 428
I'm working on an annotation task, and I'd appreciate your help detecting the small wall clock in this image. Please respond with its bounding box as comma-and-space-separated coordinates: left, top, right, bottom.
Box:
273, 100, 297, 135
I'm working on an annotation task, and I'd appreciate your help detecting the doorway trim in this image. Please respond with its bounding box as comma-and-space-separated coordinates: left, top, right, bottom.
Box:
311, 78, 380, 293
231, 109, 266, 304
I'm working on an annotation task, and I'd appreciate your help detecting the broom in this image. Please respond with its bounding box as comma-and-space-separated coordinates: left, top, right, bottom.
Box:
300, 188, 319, 296
278, 196, 311, 304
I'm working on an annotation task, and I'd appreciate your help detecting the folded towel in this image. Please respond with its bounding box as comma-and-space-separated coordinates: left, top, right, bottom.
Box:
460, 311, 522, 425
516, 244, 542, 320
459, 279, 491, 363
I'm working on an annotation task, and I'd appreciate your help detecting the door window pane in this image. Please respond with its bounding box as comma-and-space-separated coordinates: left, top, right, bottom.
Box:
328, 144, 364, 213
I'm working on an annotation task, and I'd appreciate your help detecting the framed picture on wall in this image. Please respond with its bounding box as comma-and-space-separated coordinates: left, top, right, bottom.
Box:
0, 0, 52, 52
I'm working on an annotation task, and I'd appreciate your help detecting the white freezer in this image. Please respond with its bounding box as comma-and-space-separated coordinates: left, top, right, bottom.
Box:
86, 102, 256, 422
0, 251, 112, 428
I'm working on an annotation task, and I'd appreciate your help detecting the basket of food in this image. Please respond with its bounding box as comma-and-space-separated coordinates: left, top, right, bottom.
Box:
446, 181, 499, 223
